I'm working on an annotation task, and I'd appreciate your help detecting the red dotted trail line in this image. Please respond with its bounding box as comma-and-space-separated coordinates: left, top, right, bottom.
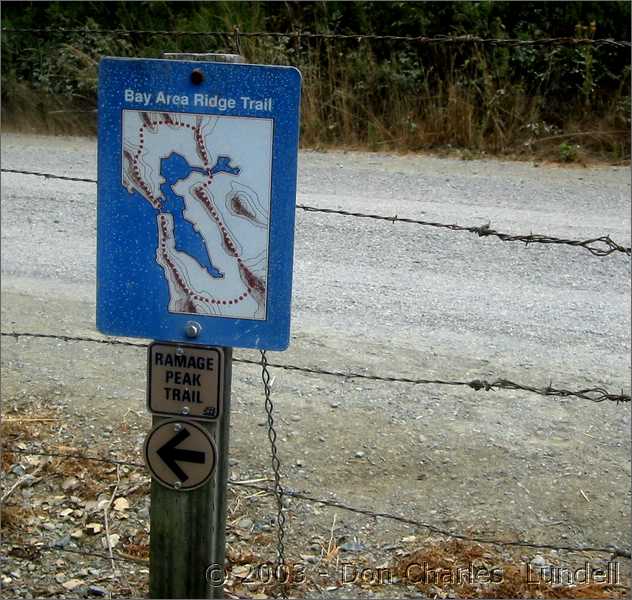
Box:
139, 115, 257, 309
135, 114, 266, 306
124, 146, 161, 210
191, 184, 265, 302
158, 212, 249, 308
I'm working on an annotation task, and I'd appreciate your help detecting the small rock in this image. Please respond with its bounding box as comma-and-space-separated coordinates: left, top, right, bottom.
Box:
70, 530, 84, 540
532, 555, 547, 567
232, 565, 251, 578
87, 585, 107, 597
62, 477, 80, 492
59, 508, 74, 518
237, 518, 253, 530
295, 459, 304, 468
20, 475, 38, 488
86, 523, 102, 535
300, 554, 320, 564
339, 542, 366, 553
53, 536, 71, 548
329, 402, 340, 408
402, 535, 417, 543
101, 534, 119, 549
290, 415, 301, 422
354, 451, 365, 459
62, 579, 84, 591
113, 497, 129, 512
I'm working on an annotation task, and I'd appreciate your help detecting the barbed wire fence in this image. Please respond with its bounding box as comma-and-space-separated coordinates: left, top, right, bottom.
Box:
2, 27, 631, 48
3, 447, 630, 562
2, 136, 631, 595
2, 168, 630, 257
1, 25, 631, 597
1, 331, 629, 404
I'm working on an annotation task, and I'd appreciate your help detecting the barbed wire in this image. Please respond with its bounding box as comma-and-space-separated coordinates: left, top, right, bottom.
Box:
2, 331, 629, 404
3, 447, 630, 559
5, 539, 148, 565
1, 27, 629, 48
3, 167, 630, 257
297, 204, 631, 257
1, 168, 97, 184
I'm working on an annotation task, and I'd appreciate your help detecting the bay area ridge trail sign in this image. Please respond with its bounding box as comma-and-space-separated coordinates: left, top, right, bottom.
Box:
96, 57, 302, 350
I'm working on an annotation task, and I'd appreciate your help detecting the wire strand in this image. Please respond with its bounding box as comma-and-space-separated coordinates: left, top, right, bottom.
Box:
1, 28, 629, 48
3, 447, 630, 559
1, 330, 629, 403
2, 168, 629, 257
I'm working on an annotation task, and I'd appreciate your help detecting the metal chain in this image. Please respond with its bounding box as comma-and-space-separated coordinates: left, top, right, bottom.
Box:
261, 350, 288, 597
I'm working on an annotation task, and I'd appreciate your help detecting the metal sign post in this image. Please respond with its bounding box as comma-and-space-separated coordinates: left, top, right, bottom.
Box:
96, 53, 301, 598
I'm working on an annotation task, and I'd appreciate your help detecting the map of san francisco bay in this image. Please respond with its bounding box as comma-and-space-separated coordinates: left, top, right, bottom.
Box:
122, 110, 272, 320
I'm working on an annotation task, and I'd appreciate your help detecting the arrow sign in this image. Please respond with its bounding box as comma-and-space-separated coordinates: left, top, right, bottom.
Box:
144, 419, 217, 491
157, 428, 205, 482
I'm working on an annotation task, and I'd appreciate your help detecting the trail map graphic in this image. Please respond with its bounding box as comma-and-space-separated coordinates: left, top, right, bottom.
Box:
122, 109, 272, 320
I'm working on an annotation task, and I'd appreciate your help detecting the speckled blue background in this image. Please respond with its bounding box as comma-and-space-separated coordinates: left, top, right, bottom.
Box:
96, 57, 301, 350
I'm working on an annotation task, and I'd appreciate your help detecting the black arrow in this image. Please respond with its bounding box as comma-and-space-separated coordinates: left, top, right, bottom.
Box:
156, 428, 205, 483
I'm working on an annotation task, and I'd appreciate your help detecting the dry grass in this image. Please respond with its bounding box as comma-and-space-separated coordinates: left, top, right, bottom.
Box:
1, 410, 57, 447
1, 503, 36, 531
394, 539, 629, 598
1, 81, 96, 136
2, 41, 628, 163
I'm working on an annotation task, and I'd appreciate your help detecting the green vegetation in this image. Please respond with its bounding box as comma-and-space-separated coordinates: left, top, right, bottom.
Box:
2, 1, 630, 161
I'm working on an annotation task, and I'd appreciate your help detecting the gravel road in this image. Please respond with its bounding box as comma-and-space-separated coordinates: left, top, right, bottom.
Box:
1, 133, 630, 597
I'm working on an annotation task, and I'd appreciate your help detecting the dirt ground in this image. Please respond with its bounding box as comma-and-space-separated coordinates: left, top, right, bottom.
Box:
1, 134, 630, 598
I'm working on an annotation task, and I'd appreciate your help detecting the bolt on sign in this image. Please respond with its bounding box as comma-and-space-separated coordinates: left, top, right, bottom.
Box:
144, 419, 217, 491
96, 57, 302, 350
147, 342, 223, 421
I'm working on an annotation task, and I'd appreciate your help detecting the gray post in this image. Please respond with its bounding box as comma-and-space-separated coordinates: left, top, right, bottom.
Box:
149, 347, 232, 599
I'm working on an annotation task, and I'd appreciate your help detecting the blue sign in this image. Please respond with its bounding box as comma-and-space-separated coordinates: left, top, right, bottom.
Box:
96, 57, 301, 350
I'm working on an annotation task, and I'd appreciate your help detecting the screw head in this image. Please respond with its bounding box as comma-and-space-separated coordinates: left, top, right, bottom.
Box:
175, 347, 184, 356
173, 480, 182, 489
191, 69, 204, 85
174, 423, 183, 432
181, 407, 190, 415
185, 321, 201, 338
